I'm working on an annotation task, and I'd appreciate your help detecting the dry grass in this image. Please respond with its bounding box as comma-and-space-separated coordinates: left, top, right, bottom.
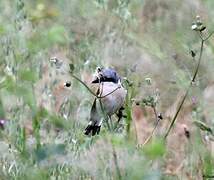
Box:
0, 0, 214, 179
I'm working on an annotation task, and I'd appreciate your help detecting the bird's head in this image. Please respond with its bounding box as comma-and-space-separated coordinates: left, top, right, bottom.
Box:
91, 67, 121, 84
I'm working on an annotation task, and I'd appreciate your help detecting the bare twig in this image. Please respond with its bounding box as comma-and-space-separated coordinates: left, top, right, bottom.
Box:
142, 106, 161, 146
152, 106, 158, 122
70, 73, 98, 97
100, 86, 121, 98
112, 145, 122, 180
164, 30, 213, 139
204, 30, 214, 41
164, 88, 189, 139
192, 35, 204, 82
202, 174, 214, 179
98, 98, 111, 131
71, 73, 120, 99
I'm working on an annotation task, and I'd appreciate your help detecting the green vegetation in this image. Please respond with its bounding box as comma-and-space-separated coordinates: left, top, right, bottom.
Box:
0, 0, 214, 179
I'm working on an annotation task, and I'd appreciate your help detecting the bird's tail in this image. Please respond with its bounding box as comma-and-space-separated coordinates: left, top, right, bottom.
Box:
84, 121, 101, 136
84, 98, 102, 136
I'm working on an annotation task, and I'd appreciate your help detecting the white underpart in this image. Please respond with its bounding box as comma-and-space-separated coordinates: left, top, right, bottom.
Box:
99, 82, 126, 115
89, 82, 127, 127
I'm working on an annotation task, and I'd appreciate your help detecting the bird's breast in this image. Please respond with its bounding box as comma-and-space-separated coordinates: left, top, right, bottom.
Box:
98, 82, 127, 115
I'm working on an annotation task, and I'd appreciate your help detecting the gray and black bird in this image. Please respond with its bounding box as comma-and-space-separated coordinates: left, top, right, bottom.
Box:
84, 67, 127, 136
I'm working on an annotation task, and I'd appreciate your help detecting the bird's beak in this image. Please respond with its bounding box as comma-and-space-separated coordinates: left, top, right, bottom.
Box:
91, 77, 99, 83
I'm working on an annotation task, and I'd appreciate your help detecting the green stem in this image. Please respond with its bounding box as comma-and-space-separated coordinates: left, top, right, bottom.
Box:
99, 99, 111, 131
164, 33, 207, 139
112, 145, 122, 180
142, 106, 160, 146
164, 88, 189, 139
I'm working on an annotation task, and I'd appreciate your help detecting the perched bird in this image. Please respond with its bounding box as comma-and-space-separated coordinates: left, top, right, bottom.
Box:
84, 67, 127, 136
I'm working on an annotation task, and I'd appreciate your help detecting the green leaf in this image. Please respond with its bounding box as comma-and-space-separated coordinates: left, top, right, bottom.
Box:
0, 97, 5, 118
0, 25, 5, 35
111, 134, 125, 146
47, 26, 66, 45
143, 139, 166, 159
0, 76, 16, 92
203, 153, 214, 176
69, 63, 75, 73
15, 126, 27, 155
48, 143, 66, 155
193, 120, 213, 134
34, 146, 47, 161
49, 114, 69, 129
18, 69, 38, 82
34, 143, 66, 162
37, 107, 49, 119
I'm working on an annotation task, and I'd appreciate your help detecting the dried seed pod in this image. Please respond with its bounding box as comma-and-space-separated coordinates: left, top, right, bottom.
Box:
64, 81, 71, 87
190, 50, 196, 58
158, 113, 163, 120
199, 26, 206, 32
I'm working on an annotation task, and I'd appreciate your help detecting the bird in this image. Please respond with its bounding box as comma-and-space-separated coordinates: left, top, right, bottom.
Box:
84, 67, 127, 136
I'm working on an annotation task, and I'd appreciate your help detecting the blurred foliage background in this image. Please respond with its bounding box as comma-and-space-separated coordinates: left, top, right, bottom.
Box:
0, 0, 214, 179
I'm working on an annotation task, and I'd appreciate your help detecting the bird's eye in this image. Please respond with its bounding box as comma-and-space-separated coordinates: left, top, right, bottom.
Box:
97, 67, 102, 73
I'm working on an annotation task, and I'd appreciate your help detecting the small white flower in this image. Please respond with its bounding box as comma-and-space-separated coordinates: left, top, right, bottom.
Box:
205, 135, 209, 142
84, 59, 90, 65
63, 114, 68, 120
72, 139, 77, 144
50, 57, 58, 63
145, 77, 152, 85
37, 3, 45, 11
191, 24, 197, 30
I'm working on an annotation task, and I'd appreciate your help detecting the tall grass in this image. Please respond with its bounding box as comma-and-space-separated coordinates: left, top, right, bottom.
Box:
0, 0, 213, 179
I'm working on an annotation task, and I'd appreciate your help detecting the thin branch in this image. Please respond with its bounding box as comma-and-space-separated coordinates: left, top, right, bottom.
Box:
97, 83, 112, 131
204, 30, 214, 41
98, 98, 111, 131
112, 145, 122, 180
164, 89, 189, 139
164, 30, 214, 139
70, 73, 98, 97
99, 86, 121, 98
152, 106, 158, 122
202, 175, 214, 179
71, 73, 120, 99
192, 40, 204, 82
141, 106, 161, 146
198, 31, 204, 41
